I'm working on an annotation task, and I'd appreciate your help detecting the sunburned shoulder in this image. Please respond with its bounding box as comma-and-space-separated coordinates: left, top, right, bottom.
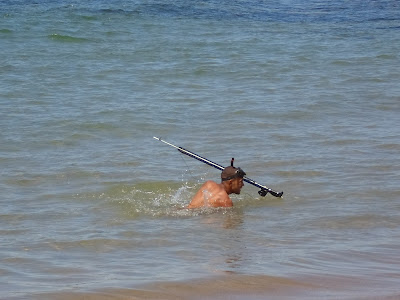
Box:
201, 181, 232, 208
188, 180, 231, 208
201, 180, 226, 193
202, 180, 220, 188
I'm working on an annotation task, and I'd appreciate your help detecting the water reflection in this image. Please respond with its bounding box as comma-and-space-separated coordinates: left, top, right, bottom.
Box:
197, 208, 247, 274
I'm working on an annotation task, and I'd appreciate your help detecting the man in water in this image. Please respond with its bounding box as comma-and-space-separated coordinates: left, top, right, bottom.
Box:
187, 166, 246, 208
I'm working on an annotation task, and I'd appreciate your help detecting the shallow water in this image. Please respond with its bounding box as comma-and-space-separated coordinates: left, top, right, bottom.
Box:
1, 0, 400, 299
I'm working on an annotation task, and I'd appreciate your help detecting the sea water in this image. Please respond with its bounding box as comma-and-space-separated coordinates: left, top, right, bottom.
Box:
1, 0, 400, 299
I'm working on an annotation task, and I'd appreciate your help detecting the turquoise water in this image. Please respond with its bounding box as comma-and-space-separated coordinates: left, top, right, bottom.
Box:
1, 1, 400, 299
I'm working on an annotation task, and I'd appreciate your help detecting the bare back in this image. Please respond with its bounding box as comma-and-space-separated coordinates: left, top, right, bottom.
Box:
187, 180, 233, 208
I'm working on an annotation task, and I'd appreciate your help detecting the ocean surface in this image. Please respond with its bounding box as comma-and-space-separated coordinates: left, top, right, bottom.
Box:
1, 0, 400, 299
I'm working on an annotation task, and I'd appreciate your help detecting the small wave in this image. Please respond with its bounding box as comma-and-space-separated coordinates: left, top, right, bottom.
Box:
47, 238, 134, 252
327, 138, 363, 146
93, 182, 253, 219
0, 28, 12, 34
96, 181, 195, 218
312, 214, 399, 230
276, 170, 327, 178
79, 15, 98, 21
331, 59, 352, 66
79, 122, 119, 130
5, 176, 44, 187
377, 143, 400, 150
0, 229, 29, 235
48, 33, 89, 43
376, 54, 397, 60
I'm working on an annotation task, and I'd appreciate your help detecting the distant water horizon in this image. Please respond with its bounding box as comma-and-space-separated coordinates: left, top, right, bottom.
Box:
1, 1, 400, 299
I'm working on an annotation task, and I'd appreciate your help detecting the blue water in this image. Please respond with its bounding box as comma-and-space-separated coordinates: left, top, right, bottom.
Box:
1, 1, 400, 299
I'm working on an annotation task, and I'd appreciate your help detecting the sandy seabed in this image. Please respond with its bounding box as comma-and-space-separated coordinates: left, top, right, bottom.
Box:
36, 273, 400, 300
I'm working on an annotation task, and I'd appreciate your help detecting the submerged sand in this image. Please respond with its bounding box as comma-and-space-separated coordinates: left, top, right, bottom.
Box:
37, 273, 399, 300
